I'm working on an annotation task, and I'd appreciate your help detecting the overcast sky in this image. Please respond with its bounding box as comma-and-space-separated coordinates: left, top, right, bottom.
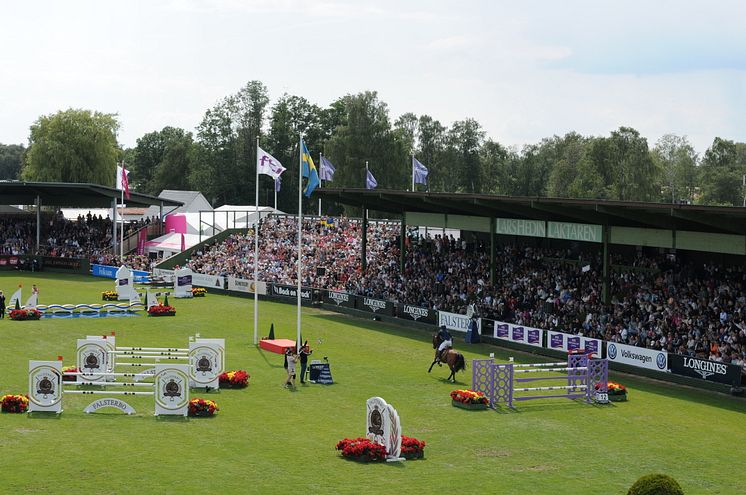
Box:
1, 0, 744, 155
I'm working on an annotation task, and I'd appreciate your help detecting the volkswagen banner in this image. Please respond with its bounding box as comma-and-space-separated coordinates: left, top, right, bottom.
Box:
668, 354, 742, 386
607, 342, 668, 372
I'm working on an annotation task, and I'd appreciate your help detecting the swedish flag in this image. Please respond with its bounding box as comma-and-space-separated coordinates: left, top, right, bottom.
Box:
301, 139, 320, 198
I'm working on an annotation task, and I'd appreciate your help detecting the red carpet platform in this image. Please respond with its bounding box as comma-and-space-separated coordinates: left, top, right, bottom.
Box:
259, 338, 296, 354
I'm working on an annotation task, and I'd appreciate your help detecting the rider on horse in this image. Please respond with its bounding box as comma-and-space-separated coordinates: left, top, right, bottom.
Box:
435, 325, 453, 365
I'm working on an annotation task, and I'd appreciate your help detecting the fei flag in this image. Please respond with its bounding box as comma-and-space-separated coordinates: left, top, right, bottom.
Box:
301, 139, 320, 197
116, 164, 130, 199
319, 156, 336, 181
366, 169, 378, 189
257, 146, 286, 179
412, 157, 428, 185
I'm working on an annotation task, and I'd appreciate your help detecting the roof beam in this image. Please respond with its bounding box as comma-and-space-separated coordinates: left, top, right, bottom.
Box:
595, 205, 674, 230
670, 209, 745, 234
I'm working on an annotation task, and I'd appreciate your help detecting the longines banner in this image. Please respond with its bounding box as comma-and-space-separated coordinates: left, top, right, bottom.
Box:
491, 321, 543, 347
355, 296, 394, 316
546, 330, 602, 355
438, 311, 481, 334
323, 290, 355, 309
668, 354, 742, 385
270, 284, 313, 301
227, 276, 267, 295
606, 342, 668, 372
396, 303, 436, 324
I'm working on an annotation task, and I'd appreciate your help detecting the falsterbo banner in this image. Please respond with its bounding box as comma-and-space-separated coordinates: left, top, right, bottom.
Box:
546, 331, 602, 355
491, 321, 542, 347
438, 311, 480, 334
606, 342, 668, 372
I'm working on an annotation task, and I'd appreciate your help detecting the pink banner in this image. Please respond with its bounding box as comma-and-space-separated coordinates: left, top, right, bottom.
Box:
137, 229, 147, 255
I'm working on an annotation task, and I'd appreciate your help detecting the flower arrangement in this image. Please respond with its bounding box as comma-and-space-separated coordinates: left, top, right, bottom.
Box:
9, 308, 42, 321
102, 291, 118, 301
62, 366, 79, 382
188, 398, 219, 417
191, 287, 207, 297
1, 394, 29, 413
450, 389, 490, 405
147, 304, 176, 317
219, 370, 249, 388
400, 436, 426, 460
335, 438, 388, 462
596, 381, 627, 401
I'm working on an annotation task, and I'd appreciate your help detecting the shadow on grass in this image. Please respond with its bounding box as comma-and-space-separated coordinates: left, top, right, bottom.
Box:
256, 346, 285, 369
27, 412, 62, 420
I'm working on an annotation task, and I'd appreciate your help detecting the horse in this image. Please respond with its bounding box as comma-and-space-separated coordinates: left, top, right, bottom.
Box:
428, 333, 466, 382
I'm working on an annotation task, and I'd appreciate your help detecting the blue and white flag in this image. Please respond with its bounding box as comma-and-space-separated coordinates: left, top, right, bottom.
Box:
412, 157, 429, 185
320, 156, 336, 181
366, 169, 378, 189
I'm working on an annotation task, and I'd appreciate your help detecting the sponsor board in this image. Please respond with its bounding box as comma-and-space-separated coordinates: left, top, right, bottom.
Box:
355, 296, 394, 316
92, 264, 119, 279
227, 276, 268, 295
546, 330, 602, 355
84, 399, 136, 415
42, 256, 84, 271
323, 290, 355, 308
607, 342, 668, 372
270, 284, 313, 301
490, 321, 543, 347
668, 354, 742, 385
192, 272, 225, 289
438, 311, 481, 334
396, 303, 436, 323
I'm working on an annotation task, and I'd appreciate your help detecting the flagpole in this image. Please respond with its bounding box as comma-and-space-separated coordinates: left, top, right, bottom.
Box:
274, 184, 277, 211
120, 188, 124, 261
365, 161, 369, 218
411, 154, 415, 192
318, 152, 323, 217
297, 135, 303, 352
253, 137, 260, 345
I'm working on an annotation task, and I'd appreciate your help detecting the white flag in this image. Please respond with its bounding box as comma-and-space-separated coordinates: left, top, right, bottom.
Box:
581, 264, 591, 273
257, 146, 286, 180
9, 287, 22, 308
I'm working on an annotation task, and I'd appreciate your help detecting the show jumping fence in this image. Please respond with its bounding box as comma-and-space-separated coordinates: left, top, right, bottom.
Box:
472, 354, 608, 408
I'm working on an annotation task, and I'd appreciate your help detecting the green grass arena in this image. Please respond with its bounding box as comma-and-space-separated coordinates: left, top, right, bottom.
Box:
1, 272, 744, 494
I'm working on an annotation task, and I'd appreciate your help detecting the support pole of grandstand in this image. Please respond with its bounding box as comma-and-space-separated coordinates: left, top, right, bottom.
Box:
253, 136, 260, 345
400, 218, 405, 272
112, 197, 118, 256
362, 205, 368, 273
36, 195, 41, 253
602, 223, 610, 305
199, 211, 202, 243
490, 217, 496, 285
159, 201, 163, 235
297, 134, 303, 352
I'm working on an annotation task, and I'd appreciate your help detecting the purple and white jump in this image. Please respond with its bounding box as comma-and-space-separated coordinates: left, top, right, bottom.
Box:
472, 354, 608, 408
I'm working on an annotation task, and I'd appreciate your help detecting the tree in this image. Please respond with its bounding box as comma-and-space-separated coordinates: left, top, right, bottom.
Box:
128, 127, 195, 195
192, 81, 270, 205
415, 115, 446, 191
445, 118, 484, 193
0, 143, 25, 180
699, 137, 746, 205
652, 134, 698, 203
21, 109, 120, 184
546, 132, 590, 198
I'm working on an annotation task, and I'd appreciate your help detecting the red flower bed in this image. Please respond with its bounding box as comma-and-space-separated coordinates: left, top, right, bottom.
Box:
335, 438, 388, 461
9, 308, 42, 321
219, 370, 249, 388
401, 436, 426, 459
147, 304, 176, 316
1, 394, 30, 413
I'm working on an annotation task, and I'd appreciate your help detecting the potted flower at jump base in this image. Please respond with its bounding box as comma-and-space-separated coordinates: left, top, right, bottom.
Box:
191, 287, 207, 297
188, 398, 219, 417
450, 389, 490, 410
335, 438, 388, 462
607, 381, 628, 402
400, 436, 426, 460
148, 295, 176, 317
1, 394, 29, 413
101, 291, 118, 301
9, 308, 42, 321
219, 370, 249, 388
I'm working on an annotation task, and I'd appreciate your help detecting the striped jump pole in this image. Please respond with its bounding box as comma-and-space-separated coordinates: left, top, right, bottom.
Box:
111, 350, 188, 356
514, 385, 587, 392
63, 372, 154, 378
116, 363, 159, 367
510, 362, 568, 368
109, 355, 187, 361
75, 381, 154, 387
62, 390, 153, 396
513, 367, 588, 373
116, 347, 188, 352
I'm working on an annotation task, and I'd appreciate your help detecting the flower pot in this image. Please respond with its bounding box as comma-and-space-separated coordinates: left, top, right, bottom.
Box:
608, 394, 627, 402
452, 399, 488, 410
402, 451, 424, 460
148, 311, 176, 317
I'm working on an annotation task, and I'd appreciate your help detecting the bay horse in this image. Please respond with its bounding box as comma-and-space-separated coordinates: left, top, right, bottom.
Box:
428, 333, 466, 382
